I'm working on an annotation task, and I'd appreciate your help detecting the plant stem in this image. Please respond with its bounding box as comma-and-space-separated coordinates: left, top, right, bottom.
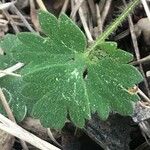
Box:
87, 0, 140, 56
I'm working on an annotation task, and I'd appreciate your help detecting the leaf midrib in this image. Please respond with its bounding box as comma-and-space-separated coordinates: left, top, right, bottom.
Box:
23, 63, 70, 76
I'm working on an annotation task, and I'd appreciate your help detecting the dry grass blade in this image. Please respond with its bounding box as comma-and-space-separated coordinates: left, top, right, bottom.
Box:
70, 0, 84, 18
0, 1, 20, 33
47, 128, 62, 148
87, 0, 96, 25
74, 0, 93, 42
0, 88, 29, 150
96, 4, 102, 34
29, 0, 40, 32
60, 0, 69, 14
141, 0, 150, 21
10, 4, 35, 32
132, 55, 150, 65
36, 0, 48, 12
0, 70, 21, 77
137, 87, 150, 103
0, 1, 16, 10
101, 0, 112, 26
122, 0, 150, 97
0, 62, 24, 78
0, 113, 60, 150
139, 121, 150, 141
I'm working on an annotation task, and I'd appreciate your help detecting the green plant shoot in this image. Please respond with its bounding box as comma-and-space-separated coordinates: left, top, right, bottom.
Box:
0, 0, 142, 128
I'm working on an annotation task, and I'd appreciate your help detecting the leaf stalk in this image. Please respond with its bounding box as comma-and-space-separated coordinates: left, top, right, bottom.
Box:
86, 0, 140, 57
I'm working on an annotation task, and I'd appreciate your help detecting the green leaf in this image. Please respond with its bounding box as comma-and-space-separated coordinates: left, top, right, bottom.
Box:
38, 10, 58, 38
0, 77, 27, 121
87, 59, 141, 118
0, 10, 143, 128
23, 54, 91, 128
93, 42, 133, 63
38, 11, 86, 52
0, 35, 27, 121
59, 14, 87, 51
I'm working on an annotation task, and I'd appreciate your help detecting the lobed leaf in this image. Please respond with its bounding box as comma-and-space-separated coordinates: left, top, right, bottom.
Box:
0, 35, 27, 121
0, 10, 143, 128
